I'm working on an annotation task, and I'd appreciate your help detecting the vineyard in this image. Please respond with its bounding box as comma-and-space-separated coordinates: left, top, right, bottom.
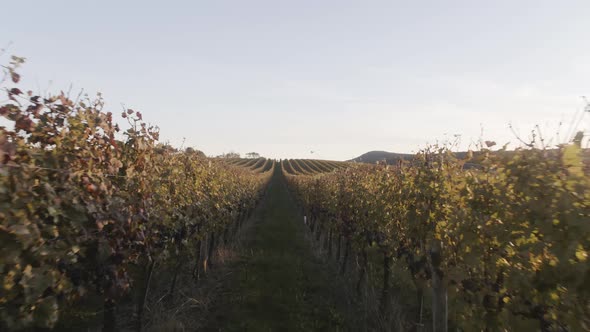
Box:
1, 56, 590, 332
285, 146, 590, 331
0, 58, 274, 330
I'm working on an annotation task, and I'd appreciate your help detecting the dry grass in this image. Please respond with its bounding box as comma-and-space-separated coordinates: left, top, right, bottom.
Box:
137, 241, 243, 331
140, 209, 261, 331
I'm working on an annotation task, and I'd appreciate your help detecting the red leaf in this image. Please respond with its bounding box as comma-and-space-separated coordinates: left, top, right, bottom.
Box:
11, 72, 21, 83
9, 88, 22, 95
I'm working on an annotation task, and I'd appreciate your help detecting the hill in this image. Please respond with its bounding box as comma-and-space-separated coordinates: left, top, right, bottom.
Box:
348, 151, 413, 164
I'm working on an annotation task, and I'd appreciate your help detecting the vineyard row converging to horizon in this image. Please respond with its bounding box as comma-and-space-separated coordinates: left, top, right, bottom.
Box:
1, 56, 589, 332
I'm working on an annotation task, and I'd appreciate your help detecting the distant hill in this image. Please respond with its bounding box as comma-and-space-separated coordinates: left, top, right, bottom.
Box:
349, 150, 482, 168
348, 151, 414, 164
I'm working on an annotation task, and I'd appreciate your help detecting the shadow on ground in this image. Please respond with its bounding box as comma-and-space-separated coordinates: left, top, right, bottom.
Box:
202, 167, 356, 332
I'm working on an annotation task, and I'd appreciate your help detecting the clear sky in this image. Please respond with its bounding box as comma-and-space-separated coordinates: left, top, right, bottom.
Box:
2, 0, 589, 160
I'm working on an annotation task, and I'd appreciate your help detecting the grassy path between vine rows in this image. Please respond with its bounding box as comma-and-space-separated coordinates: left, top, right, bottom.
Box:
202, 167, 353, 331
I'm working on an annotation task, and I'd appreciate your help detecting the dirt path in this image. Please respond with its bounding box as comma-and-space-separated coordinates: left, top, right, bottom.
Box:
203, 166, 353, 331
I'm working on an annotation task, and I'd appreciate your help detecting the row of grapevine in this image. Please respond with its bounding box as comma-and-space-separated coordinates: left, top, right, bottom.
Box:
259, 158, 275, 173
289, 159, 310, 175
241, 158, 260, 168
281, 159, 352, 176
224, 157, 276, 174
248, 157, 267, 171
300, 159, 327, 174
308, 159, 334, 173
222, 158, 275, 173
297, 159, 317, 173
0, 58, 273, 330
282, 159, 297, 175
285, 143, 590, 331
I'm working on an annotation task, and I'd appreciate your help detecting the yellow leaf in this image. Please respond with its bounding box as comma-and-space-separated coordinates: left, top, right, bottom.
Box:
23, 265, 32, 277
575, 245, 588, 262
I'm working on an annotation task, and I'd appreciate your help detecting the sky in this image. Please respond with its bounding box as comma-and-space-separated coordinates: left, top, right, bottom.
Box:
1, 0, 589, 160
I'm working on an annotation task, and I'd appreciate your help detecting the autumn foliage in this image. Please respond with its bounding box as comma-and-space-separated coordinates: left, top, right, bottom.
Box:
286, 143, 590, 331
0, 57, 272, 329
